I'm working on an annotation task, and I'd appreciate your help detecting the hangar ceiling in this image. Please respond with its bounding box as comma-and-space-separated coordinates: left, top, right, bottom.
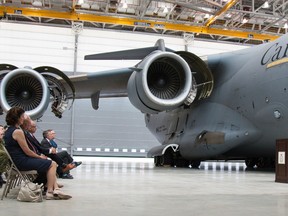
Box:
0, 0, 287, 44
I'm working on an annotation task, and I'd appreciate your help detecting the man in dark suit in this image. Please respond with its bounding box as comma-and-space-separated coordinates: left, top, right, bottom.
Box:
22, 119, 76, 178
41, 129, 82, 179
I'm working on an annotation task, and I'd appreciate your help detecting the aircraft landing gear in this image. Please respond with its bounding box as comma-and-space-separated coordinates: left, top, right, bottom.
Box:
191, 160, 201, 169
245, 157, 275, 169
245, 158, 257, 168
154, 150, 174, 167
153, 149, 201, 169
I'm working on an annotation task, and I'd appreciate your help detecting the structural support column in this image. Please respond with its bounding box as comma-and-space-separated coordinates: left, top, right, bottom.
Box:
183, 33, 194, 51
69, 21, 83, 156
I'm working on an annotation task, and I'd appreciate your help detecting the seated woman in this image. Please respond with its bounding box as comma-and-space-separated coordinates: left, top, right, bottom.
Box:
3, 107, 71, 200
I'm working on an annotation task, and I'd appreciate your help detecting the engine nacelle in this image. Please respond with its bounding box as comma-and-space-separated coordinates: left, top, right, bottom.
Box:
0, 67, 50, 119
127, 51, 193, 114
175, 51, 213, 101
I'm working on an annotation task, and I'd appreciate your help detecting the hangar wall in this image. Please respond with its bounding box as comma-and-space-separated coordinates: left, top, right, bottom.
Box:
0, 22, 248, 157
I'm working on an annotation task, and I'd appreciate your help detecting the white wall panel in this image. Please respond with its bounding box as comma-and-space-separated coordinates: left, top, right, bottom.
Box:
0, 22, 75, 71
0, 22, 248, 72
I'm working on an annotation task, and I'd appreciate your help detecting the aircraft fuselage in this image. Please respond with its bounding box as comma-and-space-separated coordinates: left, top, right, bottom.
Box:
146, 35, 288, 161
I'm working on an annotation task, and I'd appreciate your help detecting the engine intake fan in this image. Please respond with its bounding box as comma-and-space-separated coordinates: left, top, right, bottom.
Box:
127, 51, 192, 113
0, 67, 50, 119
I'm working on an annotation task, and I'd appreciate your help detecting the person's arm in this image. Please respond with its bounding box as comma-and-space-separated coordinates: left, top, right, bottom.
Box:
13, 129, 44, 159
39, 145, 56, 154
41, 139, 51, 149
34, 141, 51, 155
50, 147, 57, 154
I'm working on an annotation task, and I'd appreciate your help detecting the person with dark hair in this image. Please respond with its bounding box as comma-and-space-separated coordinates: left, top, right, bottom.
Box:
3, 107, 72, 200
41, 129, 82, 179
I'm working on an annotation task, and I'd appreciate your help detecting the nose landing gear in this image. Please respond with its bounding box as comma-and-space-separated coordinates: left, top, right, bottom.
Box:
153, 149, 201, 169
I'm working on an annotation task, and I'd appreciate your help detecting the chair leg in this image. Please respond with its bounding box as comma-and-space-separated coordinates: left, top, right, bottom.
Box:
1, 146, 39, 200
1, 171, 13, 200
1, 181, 9, 200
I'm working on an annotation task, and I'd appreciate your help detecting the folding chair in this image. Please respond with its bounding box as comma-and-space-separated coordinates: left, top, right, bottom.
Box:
1, 145, 38, 200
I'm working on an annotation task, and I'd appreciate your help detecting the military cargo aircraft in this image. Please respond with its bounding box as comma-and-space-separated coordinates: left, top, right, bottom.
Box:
0, 34, 287, 168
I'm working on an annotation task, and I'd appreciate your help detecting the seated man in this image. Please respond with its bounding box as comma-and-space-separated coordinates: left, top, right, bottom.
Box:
41, 129, 82, 179
22, 119, 75, 178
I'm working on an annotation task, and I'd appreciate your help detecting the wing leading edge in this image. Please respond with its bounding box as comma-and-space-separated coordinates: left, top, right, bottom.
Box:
84, 39, 174, 60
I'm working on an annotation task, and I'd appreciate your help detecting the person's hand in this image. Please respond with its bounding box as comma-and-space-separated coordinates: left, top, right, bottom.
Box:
51, 148, 57, 154
40, 154, 47, 159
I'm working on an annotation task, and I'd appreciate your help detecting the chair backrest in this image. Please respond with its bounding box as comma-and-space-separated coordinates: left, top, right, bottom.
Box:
0, 142, 9, 172
1, 144, 38, 200
2, 144, 14, 167
2, 144, 37, 177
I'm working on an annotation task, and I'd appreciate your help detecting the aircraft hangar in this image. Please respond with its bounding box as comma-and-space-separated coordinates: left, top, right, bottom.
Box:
0, 0, 287, 157
0, 1, 288, 215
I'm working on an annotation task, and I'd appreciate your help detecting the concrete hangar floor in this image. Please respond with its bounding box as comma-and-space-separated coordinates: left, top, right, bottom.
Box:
0, 156, 287, 216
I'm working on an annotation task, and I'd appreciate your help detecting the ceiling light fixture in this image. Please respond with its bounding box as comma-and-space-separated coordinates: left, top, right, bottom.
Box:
225, 13, 232, 18
122, 1, 128, 9
32, 0, 42, 7
81, 2, 90, 9
204, 14, 210, 19
163, 7, 168, 13
242, 18, 248, 24
262, 1, 270, 9
77, 0, 84, 5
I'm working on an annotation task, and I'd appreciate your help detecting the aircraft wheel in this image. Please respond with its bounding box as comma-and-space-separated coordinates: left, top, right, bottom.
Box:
256, 157, 269, 168
160, 153, 174, 167
191, 160, 201, 169
270, 158, 275, 168
257, 157, 275, 169
245, 159, 257, 168
175, 159, 190, 168
154, 156, 161, 167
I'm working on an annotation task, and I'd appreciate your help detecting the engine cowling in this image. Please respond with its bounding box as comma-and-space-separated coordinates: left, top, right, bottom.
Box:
0, 67, 50, 119
127, 51, 193, 114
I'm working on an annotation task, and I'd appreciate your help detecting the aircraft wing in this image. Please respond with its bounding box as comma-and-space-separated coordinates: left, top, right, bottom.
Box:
68, 68, 133, 99
85, 38, 174, 60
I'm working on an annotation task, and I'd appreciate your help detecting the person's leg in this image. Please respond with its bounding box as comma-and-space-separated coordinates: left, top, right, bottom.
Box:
0, 172, 3, 188
46, 161, 57, 193
47, 154, 66, 177
33, 172, 47, 185
47, 154, 75, 177
65, 152, 74, 164
57, 151, 82, 167
48, 154, 65, 167
57, 151, 73, 164
45, 161, 72, 200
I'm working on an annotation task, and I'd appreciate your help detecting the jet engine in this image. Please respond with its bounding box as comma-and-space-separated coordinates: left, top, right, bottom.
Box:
0, 66, 50, 119
127, 51, 193, 114
127, 51, 213, 114
0, 64, 75, 119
